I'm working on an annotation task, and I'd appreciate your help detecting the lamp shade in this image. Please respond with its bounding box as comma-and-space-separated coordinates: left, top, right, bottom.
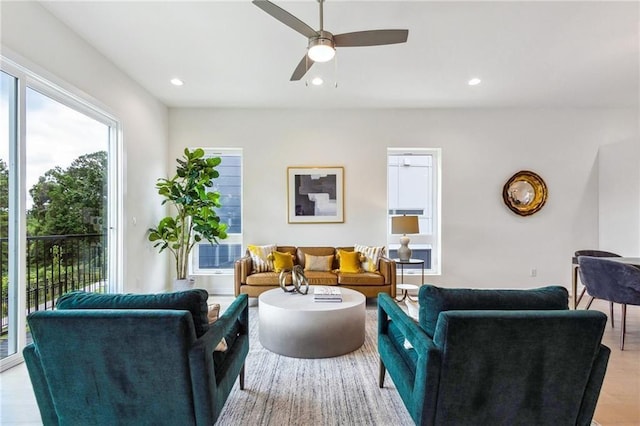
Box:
391, 215, 419, 235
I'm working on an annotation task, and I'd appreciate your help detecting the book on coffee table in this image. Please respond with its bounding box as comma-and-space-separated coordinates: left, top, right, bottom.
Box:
313, 286, 342, 302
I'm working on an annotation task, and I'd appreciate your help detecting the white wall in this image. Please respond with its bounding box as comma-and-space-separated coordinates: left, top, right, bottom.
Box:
598, 139, 640, 255
3, 2, 638, 295
170, 108, 639, 293
1, 2, 170, 293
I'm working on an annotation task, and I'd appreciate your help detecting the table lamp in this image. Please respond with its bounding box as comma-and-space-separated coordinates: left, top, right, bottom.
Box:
391, 215, 419, 261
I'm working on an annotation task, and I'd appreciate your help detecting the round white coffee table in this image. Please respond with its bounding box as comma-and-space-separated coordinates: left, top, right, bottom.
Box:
258, 286, 366, 358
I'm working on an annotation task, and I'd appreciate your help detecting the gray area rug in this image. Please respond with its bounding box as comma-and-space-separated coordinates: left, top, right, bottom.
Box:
216, 304, 414, 426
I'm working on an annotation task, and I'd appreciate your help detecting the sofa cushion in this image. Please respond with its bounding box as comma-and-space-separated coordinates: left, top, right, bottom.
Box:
338, 249, 363, 273
246, 272, 291, 286
247, 244, 276, 273
354, 244, 385, 272
56, 289, 210, 338
270, 250, 295, 272
418, 285, 569, 338
304, 254, 334, 272
338, 271, 385, 285
276, 246, 297, 255
297, 247, 336, 268
303, 271, 338, 285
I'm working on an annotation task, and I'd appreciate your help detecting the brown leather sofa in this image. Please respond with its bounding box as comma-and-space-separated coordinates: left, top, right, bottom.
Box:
234, 246, 396, 298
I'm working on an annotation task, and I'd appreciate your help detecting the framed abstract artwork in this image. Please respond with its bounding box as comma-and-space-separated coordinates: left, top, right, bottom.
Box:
287, 166, 344, 223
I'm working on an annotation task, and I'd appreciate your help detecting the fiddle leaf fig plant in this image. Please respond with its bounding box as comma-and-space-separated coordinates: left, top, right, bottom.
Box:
148, 148, 228, 280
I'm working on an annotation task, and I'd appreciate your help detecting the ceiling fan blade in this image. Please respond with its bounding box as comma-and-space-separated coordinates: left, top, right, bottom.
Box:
290, 55, 314, 81
334, 29, 409, 47
252, 0, 318, 39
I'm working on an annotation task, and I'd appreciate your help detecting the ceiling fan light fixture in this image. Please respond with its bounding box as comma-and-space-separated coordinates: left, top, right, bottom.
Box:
308, 36, 335, 63
252, 0, 408, 81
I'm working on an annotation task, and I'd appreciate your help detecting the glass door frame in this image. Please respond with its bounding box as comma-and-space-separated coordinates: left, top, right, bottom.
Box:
2, 63, 27, 370
0, 56, 123, 371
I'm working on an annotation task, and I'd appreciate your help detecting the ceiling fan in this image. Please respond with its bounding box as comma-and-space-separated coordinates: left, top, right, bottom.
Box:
252, 0, 409, 81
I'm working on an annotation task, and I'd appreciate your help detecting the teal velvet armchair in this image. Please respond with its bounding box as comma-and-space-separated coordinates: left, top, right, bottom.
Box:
378, 285, 610, 426
23, 290, 249, 425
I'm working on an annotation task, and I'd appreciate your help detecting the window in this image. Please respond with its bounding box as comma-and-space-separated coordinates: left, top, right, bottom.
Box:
192, 149, 242, 273
387, 148, 441, 274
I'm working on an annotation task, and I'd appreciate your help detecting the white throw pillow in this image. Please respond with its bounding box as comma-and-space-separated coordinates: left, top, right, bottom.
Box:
354, 244, 385, 272
247, 244, 276, 273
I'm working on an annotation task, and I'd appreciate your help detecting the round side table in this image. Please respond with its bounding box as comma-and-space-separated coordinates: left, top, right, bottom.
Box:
396, 283, 419, 302
393, 258, 424, 302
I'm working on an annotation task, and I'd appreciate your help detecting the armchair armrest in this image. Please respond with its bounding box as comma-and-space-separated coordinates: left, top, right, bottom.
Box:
378, 293, 441, 426
577, 343, 611, 425
378, 292, 432, 353
234, 256, 252, 296
194, 293, 249, 355
378, 257, 397, 297
189, 294, 249, 425
23, 344, 59, 425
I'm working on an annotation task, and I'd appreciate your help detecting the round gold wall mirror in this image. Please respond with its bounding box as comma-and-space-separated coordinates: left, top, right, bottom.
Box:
502, 170, 548, 216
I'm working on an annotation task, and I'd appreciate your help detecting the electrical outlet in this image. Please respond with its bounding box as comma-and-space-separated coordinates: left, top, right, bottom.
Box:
530, 268, 537, 277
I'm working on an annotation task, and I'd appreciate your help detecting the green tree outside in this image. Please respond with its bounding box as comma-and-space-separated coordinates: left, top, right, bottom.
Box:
28, 151, 107, 236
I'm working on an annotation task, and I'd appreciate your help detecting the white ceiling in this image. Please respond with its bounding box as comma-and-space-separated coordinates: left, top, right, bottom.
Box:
40, 1, 639, 109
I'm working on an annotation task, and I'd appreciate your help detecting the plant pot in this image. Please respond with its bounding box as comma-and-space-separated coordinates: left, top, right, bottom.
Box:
173, 277, 196, 292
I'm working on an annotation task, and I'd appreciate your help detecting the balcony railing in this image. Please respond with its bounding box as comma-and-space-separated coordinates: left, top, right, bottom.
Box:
1, 233, 107, 334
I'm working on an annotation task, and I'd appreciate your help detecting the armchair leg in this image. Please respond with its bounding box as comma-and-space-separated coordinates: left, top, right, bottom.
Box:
239, 364, 245, 390
620, 304, 627, 351
585, 296, 596, 310
379, 359, 386, 388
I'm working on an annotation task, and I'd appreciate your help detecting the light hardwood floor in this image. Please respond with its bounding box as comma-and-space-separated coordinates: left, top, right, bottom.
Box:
0, 297, 638, 425
589, 299, 640, 426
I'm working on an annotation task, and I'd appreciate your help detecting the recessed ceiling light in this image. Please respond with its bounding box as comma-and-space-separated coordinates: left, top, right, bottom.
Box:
311, 77, 324, 86
170, 78, 184, 86
468, 78, 482, 86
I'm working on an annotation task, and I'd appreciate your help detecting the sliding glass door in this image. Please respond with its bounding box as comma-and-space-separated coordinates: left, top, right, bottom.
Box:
0, 60, 120, 370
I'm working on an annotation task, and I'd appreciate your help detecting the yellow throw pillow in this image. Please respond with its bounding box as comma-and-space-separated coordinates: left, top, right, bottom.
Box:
304, 254, 334, 272
338, 249, 362, 273
271, 250, 294, 273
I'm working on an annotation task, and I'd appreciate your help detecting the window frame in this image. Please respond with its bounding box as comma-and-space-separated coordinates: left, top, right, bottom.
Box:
191, 148, 242, 275
387, 147, 442, 275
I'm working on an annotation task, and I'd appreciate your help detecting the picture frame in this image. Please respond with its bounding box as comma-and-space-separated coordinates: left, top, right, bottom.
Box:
287, 166, 344, 223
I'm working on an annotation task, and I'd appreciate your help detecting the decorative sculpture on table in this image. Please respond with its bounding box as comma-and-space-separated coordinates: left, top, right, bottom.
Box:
279, 265, 309, 294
